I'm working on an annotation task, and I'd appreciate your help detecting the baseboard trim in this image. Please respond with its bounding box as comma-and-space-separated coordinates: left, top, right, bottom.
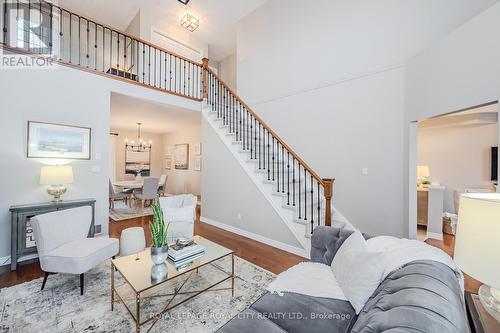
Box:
200, 216, 308, 258
0, 253, 39, 267
426, 231, 444, 241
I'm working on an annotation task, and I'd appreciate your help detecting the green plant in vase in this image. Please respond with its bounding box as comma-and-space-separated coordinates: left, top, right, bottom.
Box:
149, 198, 169, 265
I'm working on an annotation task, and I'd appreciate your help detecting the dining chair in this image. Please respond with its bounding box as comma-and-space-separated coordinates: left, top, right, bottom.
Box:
109, 180, 131, 209
158, 174, 168, 196
134, 177, 159, 209
31, 206, 119, 295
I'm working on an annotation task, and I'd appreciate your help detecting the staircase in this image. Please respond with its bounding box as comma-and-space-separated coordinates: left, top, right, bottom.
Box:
1, 0, 351, 252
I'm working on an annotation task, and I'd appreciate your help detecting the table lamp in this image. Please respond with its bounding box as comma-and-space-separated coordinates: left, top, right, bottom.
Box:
417, 165, 430, 188
39, 165, 74, 202
454, 193, 500, 322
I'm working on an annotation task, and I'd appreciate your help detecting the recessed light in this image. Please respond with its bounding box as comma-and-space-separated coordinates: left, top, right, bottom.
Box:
178, 0, 190, 5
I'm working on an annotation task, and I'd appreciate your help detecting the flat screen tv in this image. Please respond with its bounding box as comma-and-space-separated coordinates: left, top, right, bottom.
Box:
492, 147, 498, 181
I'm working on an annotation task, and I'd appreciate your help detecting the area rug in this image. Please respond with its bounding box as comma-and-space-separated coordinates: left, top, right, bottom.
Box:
109, 202, 153, 221
0, 256, 275, 332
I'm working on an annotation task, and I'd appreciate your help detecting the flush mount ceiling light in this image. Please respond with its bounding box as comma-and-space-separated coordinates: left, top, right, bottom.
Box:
180, 13, 199, 32
178, 0, 190, 4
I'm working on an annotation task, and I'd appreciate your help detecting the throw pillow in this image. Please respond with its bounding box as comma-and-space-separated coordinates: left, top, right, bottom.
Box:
331, 230, 386, 314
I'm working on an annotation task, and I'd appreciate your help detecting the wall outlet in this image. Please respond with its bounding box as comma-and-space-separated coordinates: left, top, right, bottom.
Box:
94, 152, 102, 160
91, 165, 101, 173
95, 225, 102, 233
362, 167, 369, 175
237, 213, 242, 220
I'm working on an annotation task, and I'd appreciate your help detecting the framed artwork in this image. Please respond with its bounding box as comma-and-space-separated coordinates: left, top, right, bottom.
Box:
194, 156, 202, 171
165, 156, 172, 170
125, 149, 151, 176
27, 121, 91, 159
175, 144, 189, 170
193, 142, 202, 155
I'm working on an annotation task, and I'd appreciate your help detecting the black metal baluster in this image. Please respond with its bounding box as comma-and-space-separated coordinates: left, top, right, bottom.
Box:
94, 22, 97, 70
183, 59, 186, 95
287, 152, 290, 205
142, 43, 145, 83
317, 181, 321, 227
298, 164, 301, 219
304, 168, 307, 221
293, 158, 296, 206
311, 175, 314, 227
116, 33, 120, 73
2, 0, 7, 45
272, 137, 275, 181
86, 19, 89, 67
78, 17, 82, 65
282, 146, 285, 193
69, 13, 72, 63
164, 53, 167, 89
59, 9, 63, 61
148, 45, 151, 85
276, 142, 280, 191
267, 132, 271, 180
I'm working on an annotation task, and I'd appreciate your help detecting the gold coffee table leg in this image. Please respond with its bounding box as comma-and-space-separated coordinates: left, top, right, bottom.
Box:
111, 262, 115, 311
231, 253, 235, 297
136, 292, 141, 333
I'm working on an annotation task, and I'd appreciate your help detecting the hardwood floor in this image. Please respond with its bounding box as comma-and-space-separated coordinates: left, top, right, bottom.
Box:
0, 210, 479, 293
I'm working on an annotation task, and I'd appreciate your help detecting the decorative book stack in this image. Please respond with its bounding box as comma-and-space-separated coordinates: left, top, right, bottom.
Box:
168, 241, 205, 269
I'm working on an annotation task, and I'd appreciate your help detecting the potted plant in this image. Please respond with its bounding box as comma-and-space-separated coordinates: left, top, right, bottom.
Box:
149, 198, 169, 265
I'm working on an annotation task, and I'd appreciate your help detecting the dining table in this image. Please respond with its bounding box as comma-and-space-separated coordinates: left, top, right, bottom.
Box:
113, 178, 163, 190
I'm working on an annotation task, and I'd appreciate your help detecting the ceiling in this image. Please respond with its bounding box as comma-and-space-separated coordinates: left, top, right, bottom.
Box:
57, 0, 268, 61
110, 93, 200, 133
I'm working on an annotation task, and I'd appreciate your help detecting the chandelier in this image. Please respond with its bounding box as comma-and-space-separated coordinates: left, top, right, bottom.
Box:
125, 123, 152, 152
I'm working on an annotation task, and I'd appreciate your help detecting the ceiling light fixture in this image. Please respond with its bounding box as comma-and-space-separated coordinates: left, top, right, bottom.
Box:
178, 0, 190, 4
125, 123, 152, 152
180, 13, 199, 32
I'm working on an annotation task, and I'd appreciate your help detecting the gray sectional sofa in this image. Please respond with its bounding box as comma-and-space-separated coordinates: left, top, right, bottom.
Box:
218, 226, 468, 333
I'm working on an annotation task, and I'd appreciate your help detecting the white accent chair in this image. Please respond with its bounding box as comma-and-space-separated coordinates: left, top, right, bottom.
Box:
159, 194, 197, 243
120, 227, 146, 256
31, 206, 119, 295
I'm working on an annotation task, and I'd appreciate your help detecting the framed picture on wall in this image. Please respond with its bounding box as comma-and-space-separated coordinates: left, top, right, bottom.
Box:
27, 121, 91, 159
193, 142, 202, 155
194, 156, 201, 171
165, 156, 172, 170
175, 144, 189, 170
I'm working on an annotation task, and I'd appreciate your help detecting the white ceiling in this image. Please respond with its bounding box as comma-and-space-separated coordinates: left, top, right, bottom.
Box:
57, 0, 267, 61
110, 93, 200, 133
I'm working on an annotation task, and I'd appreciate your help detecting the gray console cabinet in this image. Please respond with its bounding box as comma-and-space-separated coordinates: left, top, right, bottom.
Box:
9, 199, 96, 271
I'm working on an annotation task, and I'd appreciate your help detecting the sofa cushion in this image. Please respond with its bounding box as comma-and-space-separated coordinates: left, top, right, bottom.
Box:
217, 308, 287, 333
332, 231, 386, 314
250, 292, 356, 333
42, 237, 119, 274
351, 260, 467, 333
310, 226, 354, 265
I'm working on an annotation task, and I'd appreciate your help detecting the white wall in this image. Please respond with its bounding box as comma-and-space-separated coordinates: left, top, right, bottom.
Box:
111, 128, 165, 180
418, 122, 498, 213
235, 0, 497, 237
219, 53, 237, 92
163, 122, 202, 196
201, 117, 303, 249
406, 2, 500, 235
0, 59, 200, 260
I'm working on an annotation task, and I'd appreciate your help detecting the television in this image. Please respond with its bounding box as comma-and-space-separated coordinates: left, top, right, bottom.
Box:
491, 147, 498, 181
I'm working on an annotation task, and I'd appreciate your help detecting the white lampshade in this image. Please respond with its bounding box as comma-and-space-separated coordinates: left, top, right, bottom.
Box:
417, 165, 430, 178
39, 165, 74, 185
454, 193, 500, 290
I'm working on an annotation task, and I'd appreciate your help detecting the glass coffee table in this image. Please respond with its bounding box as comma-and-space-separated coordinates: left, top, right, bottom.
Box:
111, 236, 235, 333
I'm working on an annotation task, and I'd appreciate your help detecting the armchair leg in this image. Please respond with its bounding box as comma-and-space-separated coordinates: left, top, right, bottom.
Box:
80, 273, 84, 295
41, 271, 49, 290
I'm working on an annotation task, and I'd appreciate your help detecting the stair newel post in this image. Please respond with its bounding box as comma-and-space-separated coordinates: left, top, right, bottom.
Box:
323, 178, 334, 226
202, 57, 209, 101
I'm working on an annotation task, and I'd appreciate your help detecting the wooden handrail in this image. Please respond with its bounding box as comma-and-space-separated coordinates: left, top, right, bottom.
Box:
206, 68, 326, 186
42, 0, 203, 67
